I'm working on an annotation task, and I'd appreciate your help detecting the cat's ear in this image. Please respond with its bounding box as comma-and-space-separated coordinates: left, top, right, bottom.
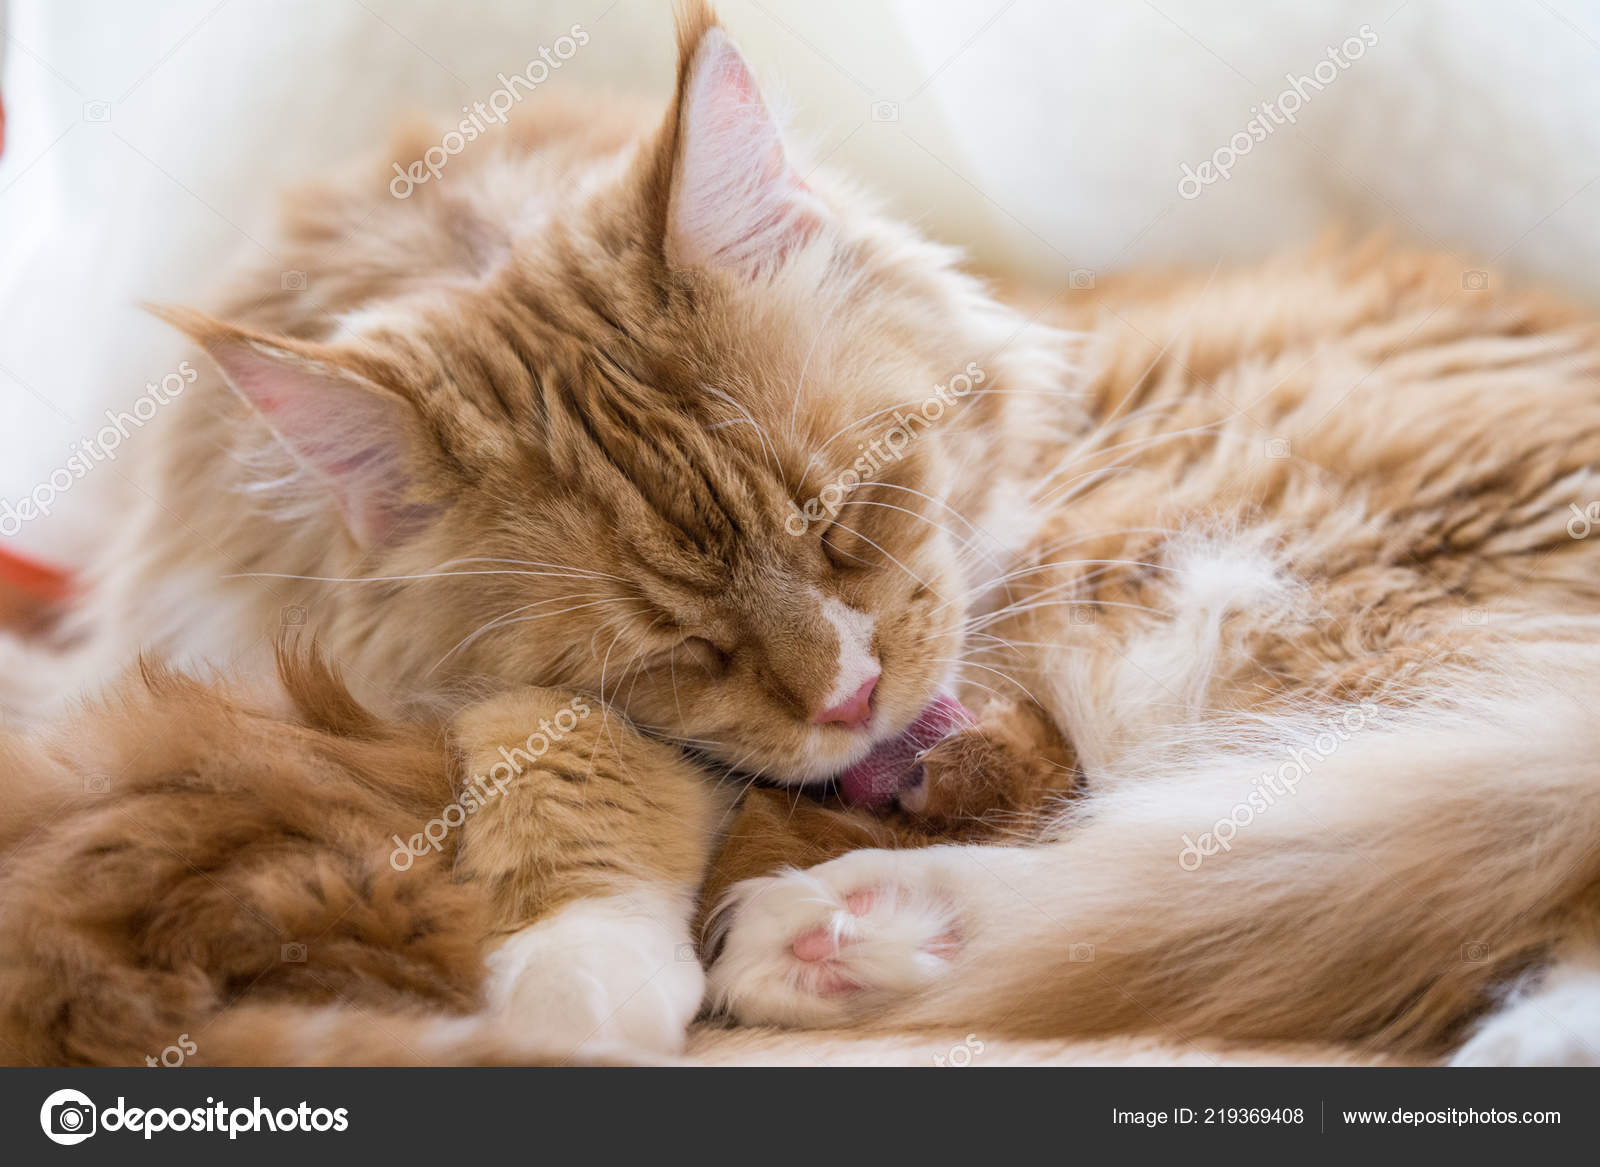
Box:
150, 306, 424, 547
654, 12, 824, 275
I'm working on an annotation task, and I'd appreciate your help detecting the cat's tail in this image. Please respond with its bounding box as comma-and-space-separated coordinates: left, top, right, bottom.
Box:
192, 1003, 655, 1067
0, 723, 83, 852
889, 644, 1600, 1054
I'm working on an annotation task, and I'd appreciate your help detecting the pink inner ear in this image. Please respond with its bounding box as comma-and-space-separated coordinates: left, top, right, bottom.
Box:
211, 341, 415, 547
670, 30, 823, 274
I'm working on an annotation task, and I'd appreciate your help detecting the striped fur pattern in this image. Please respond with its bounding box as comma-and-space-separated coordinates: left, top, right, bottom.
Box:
0, 651, 710, 1065
5, 4, 1600, 1063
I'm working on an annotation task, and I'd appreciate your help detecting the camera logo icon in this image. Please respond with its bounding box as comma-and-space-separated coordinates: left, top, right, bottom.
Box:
870, 100, 899, 122
40, 1088, 97, 1145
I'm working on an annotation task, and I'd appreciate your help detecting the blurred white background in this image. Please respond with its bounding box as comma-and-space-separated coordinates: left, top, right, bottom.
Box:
2, 0, 1598, 561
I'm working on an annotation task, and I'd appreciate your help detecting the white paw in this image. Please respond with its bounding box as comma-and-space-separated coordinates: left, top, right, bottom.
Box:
483, 891, 703, 1057
1452, 963, 1600, 1066
707, 849, 962, 1028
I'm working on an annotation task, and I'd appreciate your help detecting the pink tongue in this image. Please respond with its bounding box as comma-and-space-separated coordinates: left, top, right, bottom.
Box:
835, 693, 971, 808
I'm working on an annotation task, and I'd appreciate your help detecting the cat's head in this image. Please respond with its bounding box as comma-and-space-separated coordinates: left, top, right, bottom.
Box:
165, 3, 1052, 798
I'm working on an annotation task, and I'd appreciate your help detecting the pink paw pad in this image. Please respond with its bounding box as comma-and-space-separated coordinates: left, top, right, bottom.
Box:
789, 928, 838, 963
785, 887, 959, 997
789, 888, 879, 964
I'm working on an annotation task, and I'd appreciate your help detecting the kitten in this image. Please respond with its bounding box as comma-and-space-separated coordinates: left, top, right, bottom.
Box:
15, 1, 1600, 1064
0, 648, 713, 1064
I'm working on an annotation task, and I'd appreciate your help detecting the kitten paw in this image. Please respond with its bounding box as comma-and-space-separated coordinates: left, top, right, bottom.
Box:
483, 892, 702, 1058
1451, 963, 1600, 1066
707, 849, 961, 1027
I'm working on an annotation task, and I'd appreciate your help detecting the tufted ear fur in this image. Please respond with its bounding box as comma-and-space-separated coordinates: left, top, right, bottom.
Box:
655, 6, 824, 276
153, 307, 426, 547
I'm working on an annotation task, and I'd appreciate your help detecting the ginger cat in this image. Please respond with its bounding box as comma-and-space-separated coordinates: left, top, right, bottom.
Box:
9, 3, 1600, 1064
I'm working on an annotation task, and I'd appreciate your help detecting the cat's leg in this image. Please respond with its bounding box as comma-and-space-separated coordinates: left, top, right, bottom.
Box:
1452, 947, 1600, 1066
712, 689, 1600, 1043
903, 694, 1078, 825
696, 787, 922, 933
707, 841, 1041, 1029
448, 689, 721, 1057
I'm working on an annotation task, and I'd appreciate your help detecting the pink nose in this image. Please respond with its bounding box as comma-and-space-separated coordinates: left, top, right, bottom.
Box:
813, 674, 879, 729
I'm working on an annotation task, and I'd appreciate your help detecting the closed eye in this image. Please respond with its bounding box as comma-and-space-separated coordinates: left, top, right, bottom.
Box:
682, 635, 732, 670
820, 514, 875, 571
636, 634, 730, 673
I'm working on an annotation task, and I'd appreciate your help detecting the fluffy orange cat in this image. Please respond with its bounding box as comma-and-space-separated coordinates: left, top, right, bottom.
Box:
0, 649, 713, 1064
8, 2, 1600, 1064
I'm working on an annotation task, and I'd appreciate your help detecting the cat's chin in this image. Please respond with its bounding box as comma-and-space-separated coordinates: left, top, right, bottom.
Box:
832, 693, 971, 809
